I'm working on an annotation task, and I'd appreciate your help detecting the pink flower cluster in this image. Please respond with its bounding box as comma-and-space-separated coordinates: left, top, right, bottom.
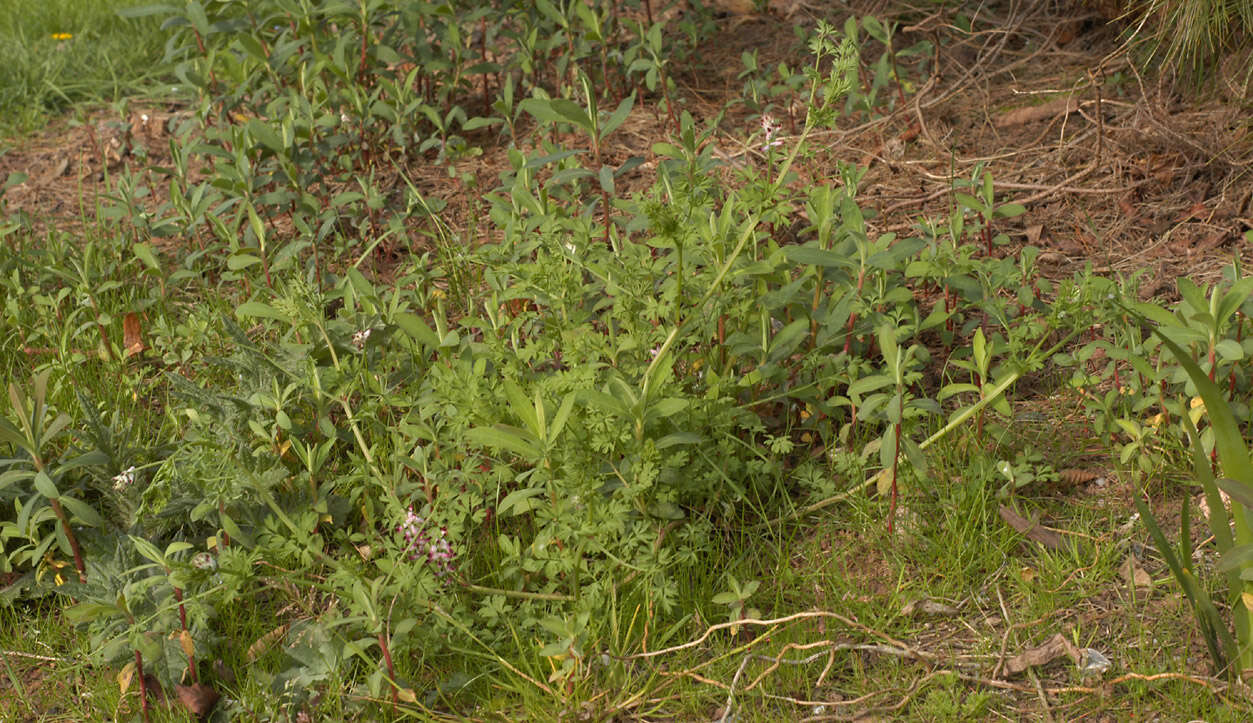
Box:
397, 507, 455, 576
760, 114, 783, 152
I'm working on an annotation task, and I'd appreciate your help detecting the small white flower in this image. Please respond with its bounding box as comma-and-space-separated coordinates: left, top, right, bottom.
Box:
340, 112, 350, 125
112, 466, 137, 492
352, 328, 372, 350
140, 113, 150, 123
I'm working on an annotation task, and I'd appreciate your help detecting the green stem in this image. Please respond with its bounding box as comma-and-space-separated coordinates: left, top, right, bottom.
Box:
641, 213, 760, 402
460, 583, 574, 602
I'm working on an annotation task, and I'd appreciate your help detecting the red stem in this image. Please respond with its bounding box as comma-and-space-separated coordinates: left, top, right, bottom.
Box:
136, 650, 151, 723
378, 631, 398, 709
219, 500, 230, 548
48, 499, 86, 582
843, 313, 858, 354
174, 587, 198, 683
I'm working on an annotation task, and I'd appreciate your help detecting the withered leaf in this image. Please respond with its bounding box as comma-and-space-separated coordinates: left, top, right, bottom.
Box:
901, 598, 959, 617
246, 623, 289, 662
998, 505, 1065, 550
117, 660, 135, 694
1121, 554, 1152, 589
1004, 633, 1079, 676
1057, 468, 1101, 486
175, 683, 220, 719
123, 312, 145, 357
995, 95, 1079, 128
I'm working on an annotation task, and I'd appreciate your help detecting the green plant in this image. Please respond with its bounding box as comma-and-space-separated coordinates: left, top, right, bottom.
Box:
14, 6, 1251, 718
711, 574, 761, 631
0, 371, 106, 584
1130, 290, 1253, 681
850, 325, 935, 531
519, 73, 636, 246
993, 447, 1059, 500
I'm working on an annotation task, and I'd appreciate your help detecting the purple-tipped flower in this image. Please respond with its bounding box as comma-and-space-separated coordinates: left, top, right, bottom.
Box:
112, 466, 137, 492
397, 507, 456, 576
760, 114, 783, 152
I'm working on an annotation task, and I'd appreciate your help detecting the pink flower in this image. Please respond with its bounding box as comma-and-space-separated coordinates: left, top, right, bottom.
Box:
760, 114, 783, 152
396, 507, 456, 576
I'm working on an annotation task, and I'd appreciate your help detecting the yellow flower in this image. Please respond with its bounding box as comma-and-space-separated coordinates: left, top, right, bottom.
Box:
51, 33, 73, 40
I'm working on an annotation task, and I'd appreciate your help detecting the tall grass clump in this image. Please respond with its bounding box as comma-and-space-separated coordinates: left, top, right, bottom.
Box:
0, 0, 169, 135
1125, 0, 1253, 81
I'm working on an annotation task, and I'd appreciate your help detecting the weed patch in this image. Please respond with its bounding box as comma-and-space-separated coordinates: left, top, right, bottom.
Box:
2, 1, 1253, 720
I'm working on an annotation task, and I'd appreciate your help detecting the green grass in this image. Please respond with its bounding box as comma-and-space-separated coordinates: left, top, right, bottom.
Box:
0, 0, 170, 136
0, 599, 138, 720
0, 224, 1237, 719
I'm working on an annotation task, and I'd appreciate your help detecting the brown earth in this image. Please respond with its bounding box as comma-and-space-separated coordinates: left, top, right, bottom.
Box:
2, 2, 1249, 291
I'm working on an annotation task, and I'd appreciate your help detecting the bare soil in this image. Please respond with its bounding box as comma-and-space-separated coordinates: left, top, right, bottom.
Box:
2, 3, 1249, 287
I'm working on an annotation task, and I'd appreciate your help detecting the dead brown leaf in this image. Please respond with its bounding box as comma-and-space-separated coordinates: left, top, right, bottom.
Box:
123, 312, 145, 357
1004, 633, 1080, 676
175, 683, 220, 719
1121, 554, 1152, 589
995, 95, 1079, 128
246, 623, 289, 662
1057, 468, 1101, 486
709, 0, 756, 14
1175, 202, 1208, 223
998, 505, 1065, 550
901, 598, 959, 617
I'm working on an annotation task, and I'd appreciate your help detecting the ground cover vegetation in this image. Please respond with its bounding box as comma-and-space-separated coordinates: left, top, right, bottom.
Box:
0, 0, 170, 136
1, 0, 1252, 720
